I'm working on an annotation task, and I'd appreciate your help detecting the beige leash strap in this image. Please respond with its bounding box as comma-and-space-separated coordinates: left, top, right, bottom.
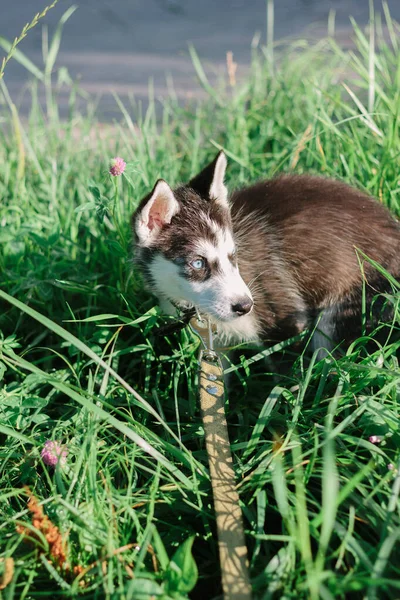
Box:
190, 316, 252, 600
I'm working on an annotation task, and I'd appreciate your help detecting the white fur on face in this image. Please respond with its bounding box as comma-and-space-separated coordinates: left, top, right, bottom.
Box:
148, 225, 254, 331
191, 228, 253, 319
217, 312, 261, 343
193, 227, 234, 263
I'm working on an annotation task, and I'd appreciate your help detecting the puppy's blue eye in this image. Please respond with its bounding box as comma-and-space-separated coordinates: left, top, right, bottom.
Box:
190, 258, 205, 270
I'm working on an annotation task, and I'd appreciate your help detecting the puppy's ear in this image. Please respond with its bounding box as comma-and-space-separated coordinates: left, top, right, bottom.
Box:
134, 179, 180, 246
189, 151, 228, 207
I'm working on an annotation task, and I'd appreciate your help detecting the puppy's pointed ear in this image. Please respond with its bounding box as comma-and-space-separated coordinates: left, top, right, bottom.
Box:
134, 179, 180, 246
189, 151, 228, 207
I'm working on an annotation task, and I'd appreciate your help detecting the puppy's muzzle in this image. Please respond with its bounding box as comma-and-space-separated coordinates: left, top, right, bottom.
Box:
231, 297, 253, 316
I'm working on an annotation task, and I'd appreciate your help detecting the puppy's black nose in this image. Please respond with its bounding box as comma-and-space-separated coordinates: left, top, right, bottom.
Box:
231, 298, 253, 316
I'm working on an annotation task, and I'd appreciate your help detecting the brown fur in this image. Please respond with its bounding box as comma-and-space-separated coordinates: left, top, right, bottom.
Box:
231, 175, 400, 342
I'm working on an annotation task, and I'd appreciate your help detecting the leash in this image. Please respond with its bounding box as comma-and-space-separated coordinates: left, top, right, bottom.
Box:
189, 313, 252, 600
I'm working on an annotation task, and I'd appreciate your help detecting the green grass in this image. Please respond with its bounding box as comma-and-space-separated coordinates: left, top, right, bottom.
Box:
1, 4, 400, 599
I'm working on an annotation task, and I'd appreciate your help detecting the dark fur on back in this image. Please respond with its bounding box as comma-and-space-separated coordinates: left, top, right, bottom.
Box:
231, 175, 400, 342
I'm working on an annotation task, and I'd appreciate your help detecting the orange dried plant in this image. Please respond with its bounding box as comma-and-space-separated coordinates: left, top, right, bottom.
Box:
0, 558, 14, 590
16, 487, 67, 569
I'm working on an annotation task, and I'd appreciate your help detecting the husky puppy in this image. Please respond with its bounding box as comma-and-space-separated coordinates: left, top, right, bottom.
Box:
132, 152, 400, 352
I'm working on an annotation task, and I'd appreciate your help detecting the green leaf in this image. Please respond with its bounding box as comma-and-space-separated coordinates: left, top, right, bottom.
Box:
151, 526, 170, 572
45, 5, 78, 76
165, 536, 198, 595
0, 424, 32, 444
0, 36, 44, 80
0, 361, 6, 381
30, 413, 49, 424
243, 385, 285, 458
126, 577, 164, 599
88, 185, 101, 201
29, 232, 52, 248
74, 201, 96, 213
105, 239, 126, 257
21, 397, 48, 409
0, 335, 21, 350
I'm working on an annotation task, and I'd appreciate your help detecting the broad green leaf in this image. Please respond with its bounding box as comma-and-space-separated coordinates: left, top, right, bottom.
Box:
165, 536, 198, 595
